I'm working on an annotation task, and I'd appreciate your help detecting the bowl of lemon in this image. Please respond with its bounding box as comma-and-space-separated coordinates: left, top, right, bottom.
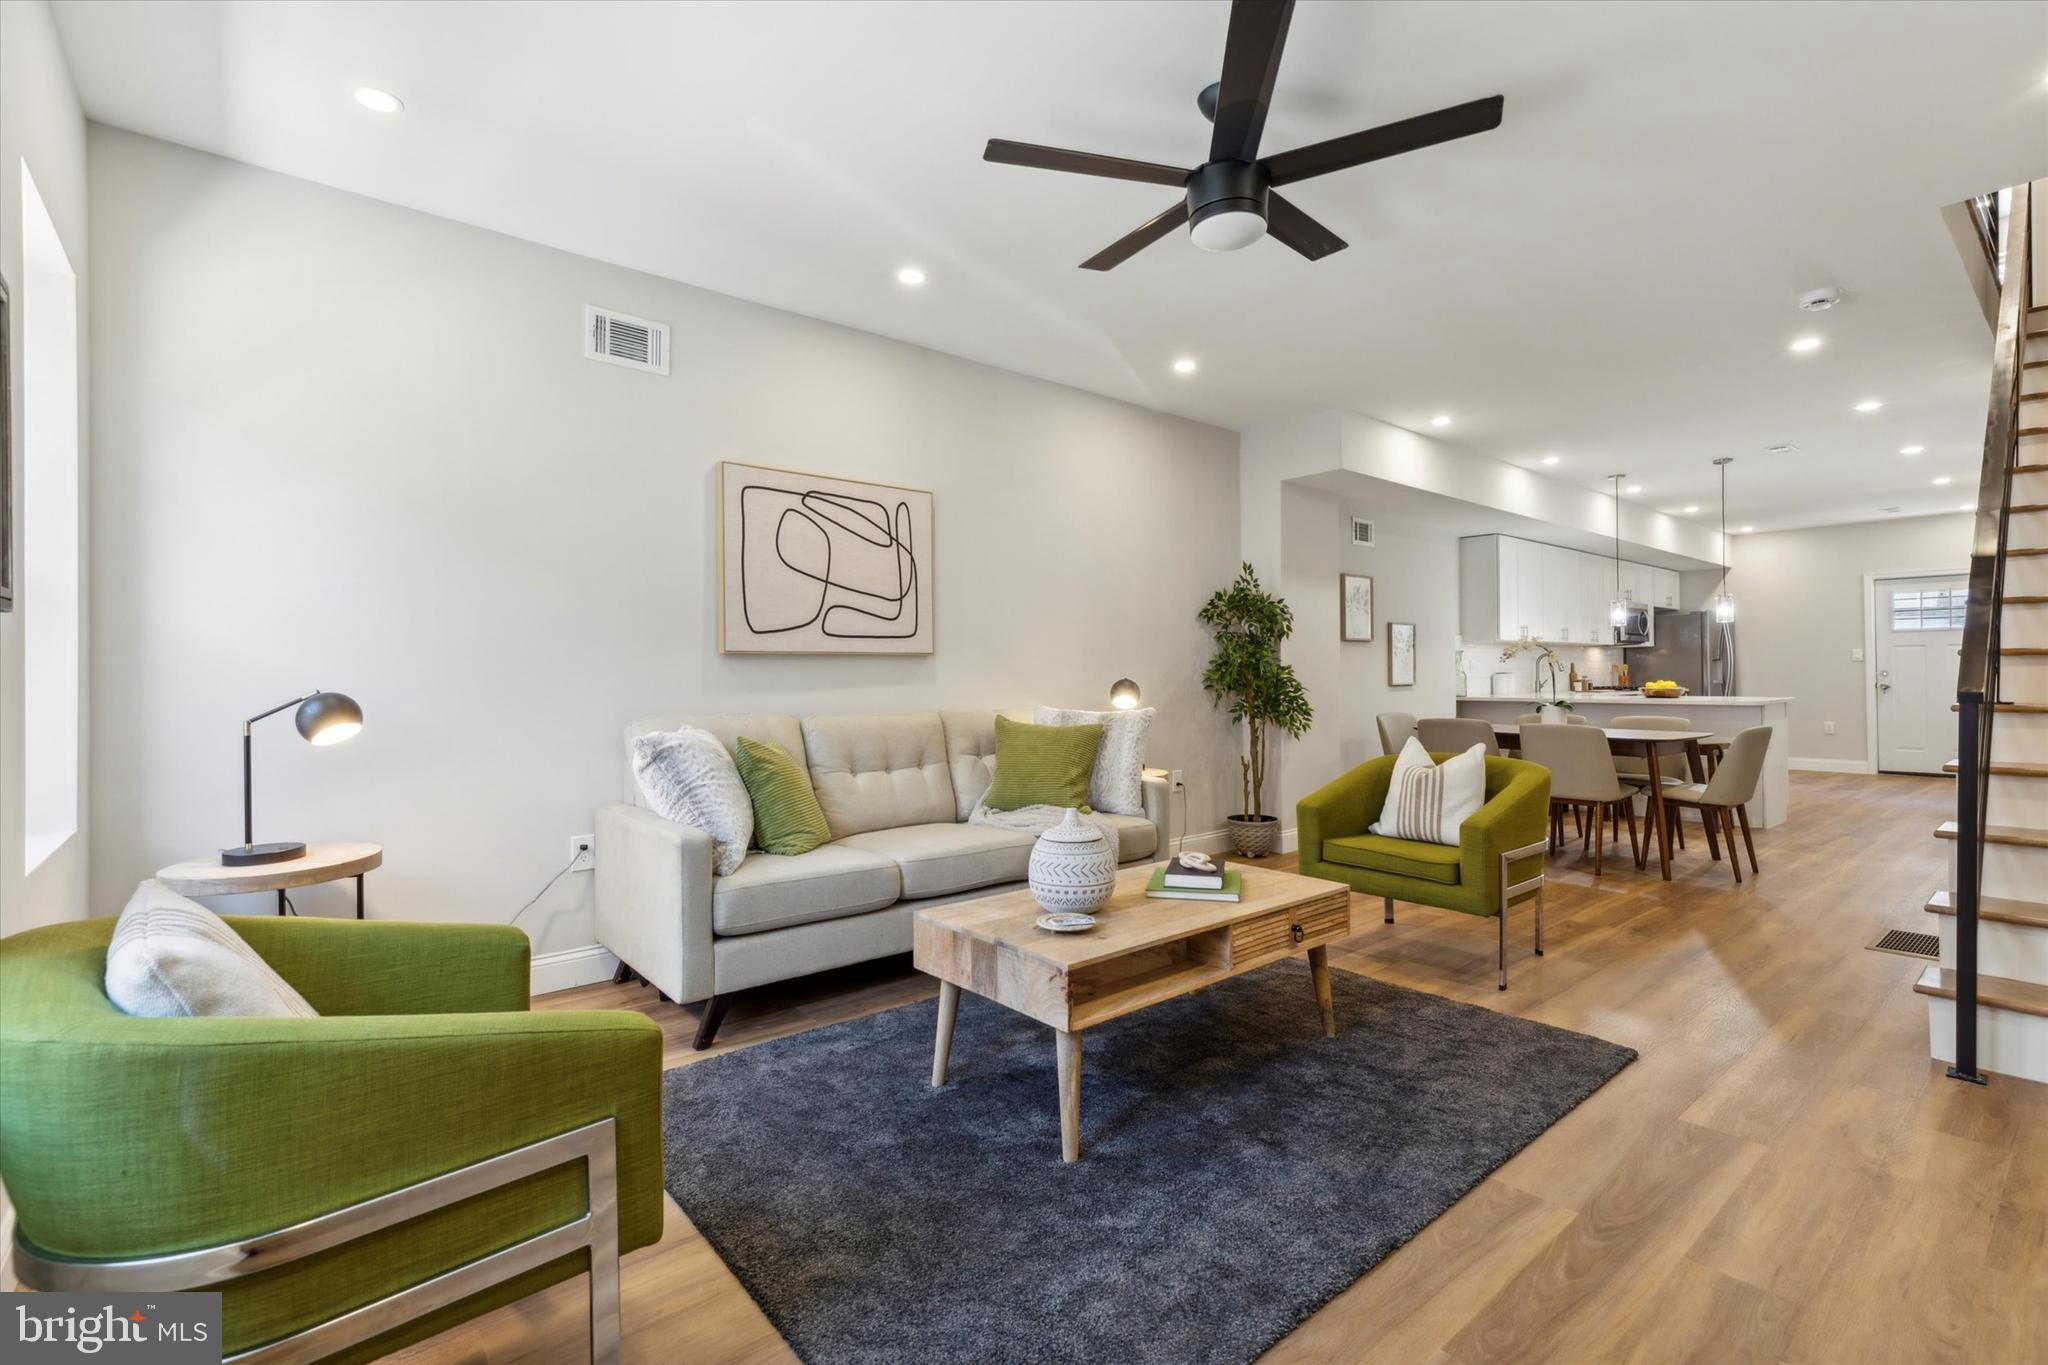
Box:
1640, 679, 1689, 698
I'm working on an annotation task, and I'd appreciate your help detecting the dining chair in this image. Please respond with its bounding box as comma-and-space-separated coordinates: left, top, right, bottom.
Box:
1515, 713, 1590, 725
1518, 722, 1639, 875
1656, 725, 1770, 882
1414, 717, 1501, 756
1376, 711, 1418, 756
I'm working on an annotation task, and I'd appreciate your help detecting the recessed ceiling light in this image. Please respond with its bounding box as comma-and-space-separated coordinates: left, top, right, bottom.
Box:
1430, 414, 1452, 428
353, 87, 404, 114
1854, 399, 1883, 413
1882, 506, 1902, 514
1626, 484, 1643, 494
1766, 443, 1797, 455
1789, 335, 1823, 354
1932, 476, 1952, 486
1682, 504, 1701, 514
1540, 454, 1561, 466
895, 265, 927, 287
1172, 356, 1198, 376
1739, 525, 1756, 533
1899, 444, 1924, 456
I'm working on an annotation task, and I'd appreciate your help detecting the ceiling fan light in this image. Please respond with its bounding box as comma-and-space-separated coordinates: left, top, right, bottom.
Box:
1189, 204, 1268, 252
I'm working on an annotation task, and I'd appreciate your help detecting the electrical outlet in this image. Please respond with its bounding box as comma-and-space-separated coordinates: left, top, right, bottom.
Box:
568, 834, 595, 872
1823, 721, 1836, 735
1170, 769, 1185, 787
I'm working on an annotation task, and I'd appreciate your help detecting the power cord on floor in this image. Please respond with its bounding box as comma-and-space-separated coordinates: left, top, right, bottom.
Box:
1174, 779, 1189, 858
510, 851, 583, 927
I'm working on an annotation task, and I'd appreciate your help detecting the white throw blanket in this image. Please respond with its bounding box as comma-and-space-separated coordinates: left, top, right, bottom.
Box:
970, 801, 1125, 855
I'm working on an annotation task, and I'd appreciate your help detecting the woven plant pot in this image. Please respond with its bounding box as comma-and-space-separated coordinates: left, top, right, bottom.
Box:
1227, 815, 1281, 858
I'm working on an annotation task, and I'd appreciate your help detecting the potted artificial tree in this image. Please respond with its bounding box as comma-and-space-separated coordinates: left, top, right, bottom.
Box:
1200, 563, 1314, 857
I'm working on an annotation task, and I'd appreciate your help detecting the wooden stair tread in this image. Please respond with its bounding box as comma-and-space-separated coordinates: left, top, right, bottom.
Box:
1934, 820, 2048, 848
2000, 646, 2048, 653
1925, 889, 2048, 929
2004, 596, 2048, 604
1942, 759, 2048, 777
1914, 966, 2048, 1020
2011, 504, 2048, 514
2018, 463, 2048, 473
2008, 548, 2048, 557
1953, 702, 2048, 713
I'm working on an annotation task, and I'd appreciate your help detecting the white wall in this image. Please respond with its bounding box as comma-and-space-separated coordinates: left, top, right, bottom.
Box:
1276, 483, 1461, 825
87, 128, 1242, 964
1727, 512, 1972, 767
1, 0, 91, 940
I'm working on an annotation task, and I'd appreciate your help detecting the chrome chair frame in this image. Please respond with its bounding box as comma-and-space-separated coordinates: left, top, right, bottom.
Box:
13, 1117, 621, 1365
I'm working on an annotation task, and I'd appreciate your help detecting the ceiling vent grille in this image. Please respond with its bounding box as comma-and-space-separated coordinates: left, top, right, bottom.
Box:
1350, 517, 1375, 547
585, 305, 669, 375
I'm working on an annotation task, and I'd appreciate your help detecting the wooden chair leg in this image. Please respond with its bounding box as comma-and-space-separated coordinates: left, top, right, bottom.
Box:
1674, 807, 1686, 849
1623, 798, 1641, 866
1723, 808, 1744, 883
1593, 802, 1605, 876
1737, 805, 1759, 874
1581, 803, 1593, 854
1697, 803, 1722, 860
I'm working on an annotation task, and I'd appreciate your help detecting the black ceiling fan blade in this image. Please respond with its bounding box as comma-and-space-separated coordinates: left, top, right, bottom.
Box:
984, 139, 1190, 188
1261, 94, 1505, 187
1080, 201, 1191, 271
1265, 192, 1347, 261
1209, 0, 1295, 164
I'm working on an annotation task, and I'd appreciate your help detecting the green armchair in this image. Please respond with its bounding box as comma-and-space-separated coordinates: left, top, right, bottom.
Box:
1297, 753, 1551, 989
0, 914, 665, 1363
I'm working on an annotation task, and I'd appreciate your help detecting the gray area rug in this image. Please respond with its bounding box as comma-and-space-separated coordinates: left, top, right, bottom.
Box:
661, 960, 1634, 1364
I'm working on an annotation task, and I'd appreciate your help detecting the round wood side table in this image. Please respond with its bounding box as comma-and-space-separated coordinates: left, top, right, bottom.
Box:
158, 842, 383, 918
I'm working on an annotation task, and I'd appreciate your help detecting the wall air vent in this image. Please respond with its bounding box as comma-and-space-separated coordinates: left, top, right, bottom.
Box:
585, 305, 669, 375
1350, 517, 1375, 547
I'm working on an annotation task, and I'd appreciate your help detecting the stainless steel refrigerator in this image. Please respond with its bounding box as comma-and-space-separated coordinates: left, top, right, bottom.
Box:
1637, 610, 1737, 695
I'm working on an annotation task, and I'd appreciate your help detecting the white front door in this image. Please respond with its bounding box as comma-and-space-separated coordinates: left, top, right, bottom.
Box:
1875, 574, 1966, 775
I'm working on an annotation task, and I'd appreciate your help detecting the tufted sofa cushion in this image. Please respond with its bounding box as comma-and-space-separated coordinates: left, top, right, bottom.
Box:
800, 713, 957, 839
937, 709, 1032, 820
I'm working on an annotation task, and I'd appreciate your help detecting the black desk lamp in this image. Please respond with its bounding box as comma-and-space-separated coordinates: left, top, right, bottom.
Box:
224, 691, 364, 866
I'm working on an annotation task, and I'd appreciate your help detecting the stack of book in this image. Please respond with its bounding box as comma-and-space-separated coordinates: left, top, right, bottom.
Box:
1145, 852, 1241, 902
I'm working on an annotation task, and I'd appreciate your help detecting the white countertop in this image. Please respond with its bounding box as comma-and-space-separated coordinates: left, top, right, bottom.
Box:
1462, 693, 1794, 706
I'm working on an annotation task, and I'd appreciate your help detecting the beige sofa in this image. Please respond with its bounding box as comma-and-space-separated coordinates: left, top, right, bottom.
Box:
594, 710, 1166, 1047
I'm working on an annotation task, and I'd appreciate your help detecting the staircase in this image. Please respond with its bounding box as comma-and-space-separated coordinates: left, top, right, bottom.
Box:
1916, 180, 2048, 1083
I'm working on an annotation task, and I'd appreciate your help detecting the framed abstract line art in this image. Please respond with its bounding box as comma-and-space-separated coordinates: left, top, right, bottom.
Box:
718, 461, 934, 655
1, 272, 10, 612
1340, 573, 1372, 642
1388, 622, 1416, 687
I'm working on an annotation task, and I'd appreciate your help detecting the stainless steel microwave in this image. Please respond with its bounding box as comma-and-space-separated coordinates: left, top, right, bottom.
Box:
1614, 605, 1651, 645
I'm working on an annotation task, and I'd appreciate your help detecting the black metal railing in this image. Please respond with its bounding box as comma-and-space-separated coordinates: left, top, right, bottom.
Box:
1952, 180, 2032, 1085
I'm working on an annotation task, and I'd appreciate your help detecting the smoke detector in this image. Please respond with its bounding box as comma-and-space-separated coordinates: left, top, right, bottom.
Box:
1798, 286, 1842, 312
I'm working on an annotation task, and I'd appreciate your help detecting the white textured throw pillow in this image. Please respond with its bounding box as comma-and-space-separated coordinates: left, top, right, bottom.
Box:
631, 727, 754, 876
1369, 737, 1488, 847
1034, 705, 1154, 816
105, 881, 319, 1019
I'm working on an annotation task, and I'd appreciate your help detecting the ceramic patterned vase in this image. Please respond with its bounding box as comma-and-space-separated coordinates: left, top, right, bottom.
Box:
1028, 809, 1117, 914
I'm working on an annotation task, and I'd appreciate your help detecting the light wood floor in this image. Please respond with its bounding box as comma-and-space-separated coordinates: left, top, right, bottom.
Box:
393, 772, 2048, 1365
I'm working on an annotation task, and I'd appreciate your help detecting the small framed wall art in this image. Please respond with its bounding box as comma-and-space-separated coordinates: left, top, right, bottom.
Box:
1388, 622, 1417, 686
1340, 573, 1373, 642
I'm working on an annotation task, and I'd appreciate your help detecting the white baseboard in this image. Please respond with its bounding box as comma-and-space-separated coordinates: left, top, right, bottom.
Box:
531, 944, 620, 996
1788, 757, 1872, 774
1171, 827, 1299, 856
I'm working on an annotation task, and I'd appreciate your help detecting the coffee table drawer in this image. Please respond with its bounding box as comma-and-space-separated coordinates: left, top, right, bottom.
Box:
1229, 896, 1349, 966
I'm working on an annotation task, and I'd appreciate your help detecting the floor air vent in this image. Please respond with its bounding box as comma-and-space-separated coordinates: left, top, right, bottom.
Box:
1867, 929, 1940, 960
585, 305, 669, 375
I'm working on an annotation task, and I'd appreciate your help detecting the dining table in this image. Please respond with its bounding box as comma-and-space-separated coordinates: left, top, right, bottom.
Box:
1487, 722, 1716, 880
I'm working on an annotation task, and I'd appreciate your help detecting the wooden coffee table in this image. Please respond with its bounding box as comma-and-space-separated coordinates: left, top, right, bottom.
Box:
913, 863, 1351, 1162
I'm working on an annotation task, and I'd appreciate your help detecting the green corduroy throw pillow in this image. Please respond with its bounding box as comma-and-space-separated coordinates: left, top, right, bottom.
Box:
985, 715, 1101, 812
734, 736, 831, 856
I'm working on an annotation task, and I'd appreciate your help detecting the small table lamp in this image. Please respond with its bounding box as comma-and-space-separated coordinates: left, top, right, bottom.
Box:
1109, 679, 1142, 710
224, 690, 364, 866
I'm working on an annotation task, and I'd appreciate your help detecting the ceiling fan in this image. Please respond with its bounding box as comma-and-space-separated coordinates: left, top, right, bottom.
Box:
983, 0, 1504, 270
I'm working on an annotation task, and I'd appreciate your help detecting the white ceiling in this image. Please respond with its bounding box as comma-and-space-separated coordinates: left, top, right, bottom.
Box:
51, 0, 2048, 531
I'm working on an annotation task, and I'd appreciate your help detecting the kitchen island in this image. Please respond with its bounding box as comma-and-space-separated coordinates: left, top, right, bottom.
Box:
1456, 693, 1793, 828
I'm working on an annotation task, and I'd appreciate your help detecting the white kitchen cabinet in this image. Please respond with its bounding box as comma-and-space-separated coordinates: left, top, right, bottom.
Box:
1461, 535, 1675, 646
1654, 567, 1681, 609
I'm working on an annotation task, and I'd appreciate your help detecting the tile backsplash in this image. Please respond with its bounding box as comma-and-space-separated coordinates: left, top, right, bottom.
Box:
1462, 643, 1625, 696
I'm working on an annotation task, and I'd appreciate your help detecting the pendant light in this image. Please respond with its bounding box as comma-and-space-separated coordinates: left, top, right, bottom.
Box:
1712, 456, 1737, 623
1608, 473, 1632, 629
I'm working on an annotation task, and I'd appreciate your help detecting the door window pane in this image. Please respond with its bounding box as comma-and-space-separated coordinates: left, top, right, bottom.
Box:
1891, 589, 1967, 631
